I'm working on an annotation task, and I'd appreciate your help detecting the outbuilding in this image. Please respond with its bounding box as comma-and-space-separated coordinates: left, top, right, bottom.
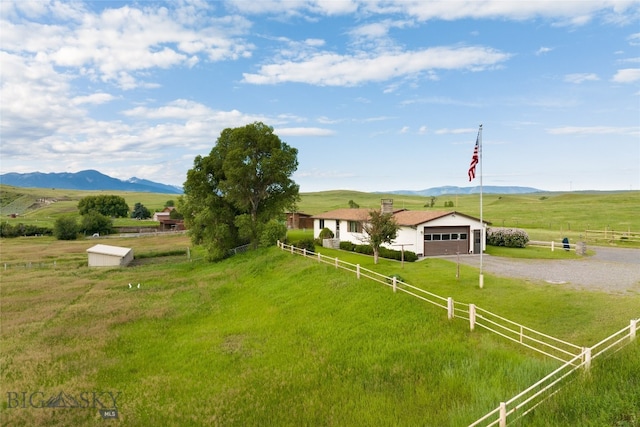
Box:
87, 244, 134, 267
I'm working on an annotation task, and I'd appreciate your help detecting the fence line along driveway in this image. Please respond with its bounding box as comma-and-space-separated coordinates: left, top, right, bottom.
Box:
440, 246, 640, 294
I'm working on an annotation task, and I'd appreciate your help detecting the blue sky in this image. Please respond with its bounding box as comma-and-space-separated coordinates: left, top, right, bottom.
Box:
1, 1, 639, 193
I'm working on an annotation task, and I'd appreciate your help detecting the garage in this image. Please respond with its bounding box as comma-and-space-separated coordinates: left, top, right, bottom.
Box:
423, 226, 470, 256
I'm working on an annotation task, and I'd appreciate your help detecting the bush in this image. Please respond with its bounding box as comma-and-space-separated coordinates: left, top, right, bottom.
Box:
54, 216, 79, 240
293, 238, 316, 252
260, 220, 287, 247
487, 227, 529, 248
339, 241, 356, 251
318, 227, 334, 239
80, 212, 114, 236
343, 244, 417, 262
1, 222, 53, 238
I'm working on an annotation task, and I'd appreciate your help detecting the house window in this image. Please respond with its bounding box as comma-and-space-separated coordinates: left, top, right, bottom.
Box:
460, 233, 467, 240
451, 233, 459, 240
348, 221, 361, 233
319, 219, 325, 229
424, 234, 432, 241
432, 234, 441, 241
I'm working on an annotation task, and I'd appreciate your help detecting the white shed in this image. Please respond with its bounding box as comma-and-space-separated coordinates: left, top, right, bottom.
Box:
87, 244, 134, 267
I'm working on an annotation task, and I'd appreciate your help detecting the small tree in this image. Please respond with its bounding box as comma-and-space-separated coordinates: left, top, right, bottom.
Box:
348, 200, 360, 208
54, 216, 79, 240
361, 210, 399, 264
80, 212, 114, 236
131, 202, 151, 219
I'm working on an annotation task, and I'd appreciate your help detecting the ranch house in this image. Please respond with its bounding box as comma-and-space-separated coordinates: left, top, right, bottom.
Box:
312, 201, 486, 257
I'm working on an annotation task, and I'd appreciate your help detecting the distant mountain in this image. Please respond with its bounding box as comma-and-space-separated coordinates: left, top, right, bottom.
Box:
387, 185, 544, 196
0, 170, 183, 194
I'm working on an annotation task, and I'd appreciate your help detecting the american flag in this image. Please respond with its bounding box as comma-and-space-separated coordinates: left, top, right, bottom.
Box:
468, 136, 479, 181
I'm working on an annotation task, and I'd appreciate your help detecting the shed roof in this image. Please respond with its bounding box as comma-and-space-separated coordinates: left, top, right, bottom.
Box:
86, 244, 132, 257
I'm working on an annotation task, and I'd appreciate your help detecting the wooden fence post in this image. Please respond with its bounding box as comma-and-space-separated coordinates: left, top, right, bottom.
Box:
335, 257, 339, 268
447, 297, 454, 319
392, 276, 397, 293
303, 248, 307, 257
469, 304, 476, 331
356, 264, 360, 279
551, 241, 555, 251
290, 244, 294, 254
631, 319, 637, 342
499, 402, 507, 427
317, 252, 321, 262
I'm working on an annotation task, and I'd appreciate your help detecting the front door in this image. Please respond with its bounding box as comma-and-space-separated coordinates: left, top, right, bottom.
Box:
335, 220, 340, 238
473, 230, 481, 254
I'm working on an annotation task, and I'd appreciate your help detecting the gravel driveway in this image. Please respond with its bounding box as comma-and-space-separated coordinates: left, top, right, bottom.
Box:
440, 247, 640, 294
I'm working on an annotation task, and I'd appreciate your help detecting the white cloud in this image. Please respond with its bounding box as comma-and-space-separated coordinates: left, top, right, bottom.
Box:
536, 46, 554, 55
275, 127, 335, 136
564, 73, 599, 84
243, 46, 510, 86
612, 68, 640, 83
2, 2, 253, 89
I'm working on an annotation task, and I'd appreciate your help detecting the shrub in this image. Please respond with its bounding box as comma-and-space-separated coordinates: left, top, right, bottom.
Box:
339, 241, 356, 251
487, 227, 529, 248
318, 227, 334, 239
294, 238, 316, 253
54, 216, 79, 240
80, 212, 114, 236
260, 220, 287, 247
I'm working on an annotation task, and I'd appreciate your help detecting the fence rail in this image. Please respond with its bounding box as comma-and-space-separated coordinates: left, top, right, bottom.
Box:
585, 229, 640, 244
277, 241, 639, 427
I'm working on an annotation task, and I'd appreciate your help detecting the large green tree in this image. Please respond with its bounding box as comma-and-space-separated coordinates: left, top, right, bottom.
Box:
361, 210, 400, 264
181, 122, 299, 260
78, 195, 129, 218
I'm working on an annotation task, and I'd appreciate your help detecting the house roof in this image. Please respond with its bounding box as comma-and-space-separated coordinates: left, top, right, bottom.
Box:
86, 244, 132, 257
312, 209, 486, 226
312, 208, 372, 221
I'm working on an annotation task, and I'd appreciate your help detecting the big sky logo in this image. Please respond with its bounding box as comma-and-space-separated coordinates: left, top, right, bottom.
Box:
6, 391, 120, 419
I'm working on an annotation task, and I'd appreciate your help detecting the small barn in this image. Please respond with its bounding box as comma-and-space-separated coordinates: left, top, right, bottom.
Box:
87, 244, 134, 267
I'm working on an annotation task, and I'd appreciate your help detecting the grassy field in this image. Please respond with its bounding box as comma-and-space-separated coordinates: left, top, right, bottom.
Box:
1, 186, 639, 425
1, 231, 639, 426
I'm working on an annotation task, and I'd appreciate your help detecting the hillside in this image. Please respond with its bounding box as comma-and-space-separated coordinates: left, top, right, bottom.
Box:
1, 238, 638, 426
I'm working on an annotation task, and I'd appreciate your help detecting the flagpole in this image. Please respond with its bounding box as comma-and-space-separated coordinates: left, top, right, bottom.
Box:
478, 124, 484, 289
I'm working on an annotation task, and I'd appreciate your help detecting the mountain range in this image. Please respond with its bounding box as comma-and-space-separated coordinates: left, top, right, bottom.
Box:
0, 170, 183, 194
386, 185, 543, 196
0, 170, 543, 195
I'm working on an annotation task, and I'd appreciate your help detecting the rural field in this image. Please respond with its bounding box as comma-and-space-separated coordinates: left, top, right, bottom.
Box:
1, 187, 639, 426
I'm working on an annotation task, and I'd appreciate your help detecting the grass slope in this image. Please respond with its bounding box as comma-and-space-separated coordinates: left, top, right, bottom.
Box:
2, 245, 543, 426
1, 234, 638, 426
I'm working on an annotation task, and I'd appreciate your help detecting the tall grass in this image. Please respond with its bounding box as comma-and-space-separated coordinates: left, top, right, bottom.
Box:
1, 234, 638, 426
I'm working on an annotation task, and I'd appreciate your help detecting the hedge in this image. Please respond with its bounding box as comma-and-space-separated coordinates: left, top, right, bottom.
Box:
487, 227, 529, 248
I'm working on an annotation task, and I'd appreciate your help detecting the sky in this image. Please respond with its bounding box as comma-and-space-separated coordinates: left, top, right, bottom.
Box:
1, 1, 639, 193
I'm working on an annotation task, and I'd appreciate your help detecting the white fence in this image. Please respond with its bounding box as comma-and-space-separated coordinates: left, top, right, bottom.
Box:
277, 241, 639, 426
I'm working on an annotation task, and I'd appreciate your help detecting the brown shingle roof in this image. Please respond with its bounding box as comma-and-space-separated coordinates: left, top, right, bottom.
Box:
311, 208, 371, 221
392, 210, 452, 226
